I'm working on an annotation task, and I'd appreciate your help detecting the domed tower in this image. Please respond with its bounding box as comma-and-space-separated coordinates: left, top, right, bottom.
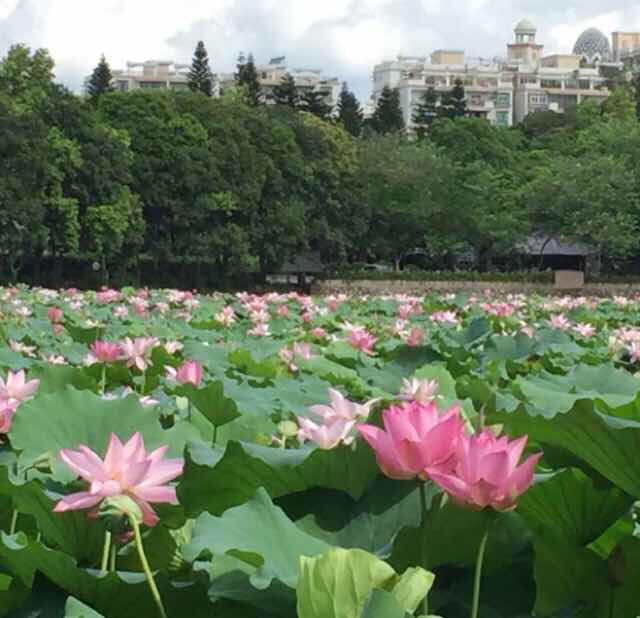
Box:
573, 28, 612, 65
507, 19, 544, 65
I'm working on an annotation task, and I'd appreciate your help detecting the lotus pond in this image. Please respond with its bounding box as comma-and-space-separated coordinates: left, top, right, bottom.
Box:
0, 285, 639, 618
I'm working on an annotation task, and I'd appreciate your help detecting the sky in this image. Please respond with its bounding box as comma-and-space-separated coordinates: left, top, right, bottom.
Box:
1, 0, 640, 102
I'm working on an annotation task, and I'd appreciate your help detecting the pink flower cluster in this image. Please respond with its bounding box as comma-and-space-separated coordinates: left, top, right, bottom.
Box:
358, 395, 541, 511
0, 370, 40, 433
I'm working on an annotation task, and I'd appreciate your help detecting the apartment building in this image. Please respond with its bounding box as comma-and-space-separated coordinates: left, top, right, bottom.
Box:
372, 19, 629, 128
111, 60, 194, 92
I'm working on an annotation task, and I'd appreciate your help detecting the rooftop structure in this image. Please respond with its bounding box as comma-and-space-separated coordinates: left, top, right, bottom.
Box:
111, 60, 193, 92
573, 28, 612, 65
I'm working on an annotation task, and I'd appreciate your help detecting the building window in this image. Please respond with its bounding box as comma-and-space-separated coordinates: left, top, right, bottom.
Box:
495, 93, 510, 108
541, 79, 562, 89
495, 111, 509, 125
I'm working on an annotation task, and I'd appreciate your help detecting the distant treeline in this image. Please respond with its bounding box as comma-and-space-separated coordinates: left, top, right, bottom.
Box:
3, 44, 640, 289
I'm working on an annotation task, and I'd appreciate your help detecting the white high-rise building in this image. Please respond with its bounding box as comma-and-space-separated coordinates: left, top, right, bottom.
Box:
372, 19, 625, 129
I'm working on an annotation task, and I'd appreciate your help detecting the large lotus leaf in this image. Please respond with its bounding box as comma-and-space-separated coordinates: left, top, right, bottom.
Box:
534, 328, 587, 358
10, 387, 196, 481
228, 347, 280, 378
517, 469, 634, 546
177, 439, 378, 517
296, 547, 433, 618
183, 488, 330, 590
296, 356, 361, 386
279, 478, 431, 557
11, 481, 104, 563
179, 342, 232, 377
63, 323, 104, 345
514, 365, 640, 417
176, 381, 240, 428
489, 400, 640, 498
28, 364, 97, 395
483, 333, 536, 362
0, 571, 28, 618
0, 349, 34, 371
64, 597, 105, 618
360, 589, 410, 618
0, 533, 213, 617
390, 501, 529, 574
451, 317, 491, 347
194, 554, 297, 615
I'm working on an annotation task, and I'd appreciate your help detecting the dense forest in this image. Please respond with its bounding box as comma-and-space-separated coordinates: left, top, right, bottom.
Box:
2, 44, 640, 287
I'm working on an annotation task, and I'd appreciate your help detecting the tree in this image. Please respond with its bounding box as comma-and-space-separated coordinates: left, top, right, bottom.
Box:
370, 86, 404, 134
0, 44, 55, 112
601, 85, 636, 122
519, 110, 566, 140
412, 87, 439, 139
236, 53, 262, 106
337, 83, 364, 137
86, 54, 114, 101
187, 41, 214, 97
272, 73, 299, 107
633, 72, 640, 121
439, 78, 467, 119
300, 88, 332, 120
521, 153, 640, 261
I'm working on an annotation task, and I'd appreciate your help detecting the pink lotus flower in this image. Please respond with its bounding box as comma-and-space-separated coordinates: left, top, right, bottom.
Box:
548, 314, 570, 330
573, 323, 596, 338
404, 327, 424, 347
90, 341, 122, 364
398, 304, 413, 319
357, 401, 464, 480
54, 432, 183, 527
168, 360, 202, 386
0, 370, 40, 405
47, 307, 64, 323
310, 327, 327, 339
309, 388, 379, 423
399, 378, 439, 404
430, 310, 459, 325
120, 337, 157, 371
0, 400, 17, 433
297, 416, 356, 449
215, 306, 235, 326
427, 428, 542, 511
276, 305, 289, 317
347, 328, 377, 355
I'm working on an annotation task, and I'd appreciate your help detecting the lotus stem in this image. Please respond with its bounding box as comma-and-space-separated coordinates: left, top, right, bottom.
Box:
9, 509, 18, 535
100, 364, 107, 395
419, 482, 429, 616
129, 514, 167, 618
212, 425, 218, 446
110, 542, 117, 572
471, 524, 490, 618
100, 530, 111, 574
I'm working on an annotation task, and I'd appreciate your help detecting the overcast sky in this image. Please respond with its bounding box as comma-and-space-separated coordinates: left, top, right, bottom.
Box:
1, 0, 640, 101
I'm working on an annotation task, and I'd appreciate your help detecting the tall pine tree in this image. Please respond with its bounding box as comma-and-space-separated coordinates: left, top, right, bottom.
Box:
236, 53, 263, 106
412, 86, 439, 138
337, 82, 364, 137
272, 73, 299, 107
87, 55, 114, 101
300, 88, 332, 120
188, 41, 213, 96
370, 86, 404, 134
439, 78, 467, 119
